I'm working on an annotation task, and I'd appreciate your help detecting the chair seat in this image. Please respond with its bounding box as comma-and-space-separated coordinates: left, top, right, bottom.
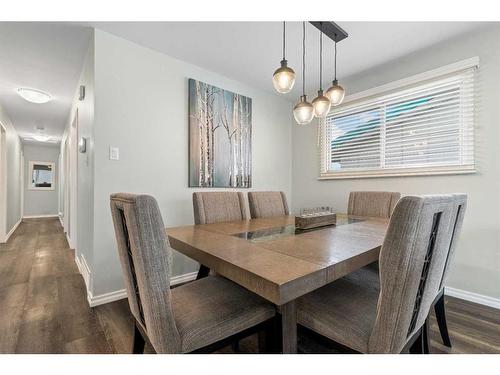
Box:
297, 268, 380, 353
172, 275, 275, 353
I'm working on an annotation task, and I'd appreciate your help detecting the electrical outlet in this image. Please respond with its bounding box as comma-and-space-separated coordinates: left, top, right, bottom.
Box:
109, 147, 119, 160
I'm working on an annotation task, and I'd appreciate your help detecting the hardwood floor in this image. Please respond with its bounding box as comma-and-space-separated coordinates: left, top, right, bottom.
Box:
0, 218, 499, 354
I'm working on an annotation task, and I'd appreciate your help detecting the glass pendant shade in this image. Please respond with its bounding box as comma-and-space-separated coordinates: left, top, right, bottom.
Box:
325, 79, 345, 106
293, 95, 315, 125
272, 59, 296, 93
312, 89, 331, 118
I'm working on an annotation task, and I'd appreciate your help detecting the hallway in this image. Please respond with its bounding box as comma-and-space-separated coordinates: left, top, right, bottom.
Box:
0, 218, 118, 353
1, 218, 499, 354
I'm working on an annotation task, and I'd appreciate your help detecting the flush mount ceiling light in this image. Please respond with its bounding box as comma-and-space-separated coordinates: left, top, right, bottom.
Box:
293, 22, 314, 125
32, 135, 51, 142
17, 88, 52, 104
312, 23, 332, 118
272, 22, 296, 94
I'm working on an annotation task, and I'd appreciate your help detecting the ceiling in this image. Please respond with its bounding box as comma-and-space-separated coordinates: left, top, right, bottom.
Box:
88, 22, 490, 99
0, 22, 91, 143
0, 22, 491, 143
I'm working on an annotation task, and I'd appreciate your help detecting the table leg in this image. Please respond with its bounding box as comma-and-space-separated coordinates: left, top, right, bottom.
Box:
280, 300, 297, 354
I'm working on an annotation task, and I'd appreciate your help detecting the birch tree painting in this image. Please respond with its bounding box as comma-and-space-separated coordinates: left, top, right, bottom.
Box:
189, 79, 252, 188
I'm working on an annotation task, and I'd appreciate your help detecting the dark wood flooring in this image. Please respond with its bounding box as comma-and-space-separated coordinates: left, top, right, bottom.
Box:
1, 218, 499, 354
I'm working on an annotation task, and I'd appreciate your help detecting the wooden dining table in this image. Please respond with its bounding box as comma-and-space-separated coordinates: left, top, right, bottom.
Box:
167, 213, 389, 353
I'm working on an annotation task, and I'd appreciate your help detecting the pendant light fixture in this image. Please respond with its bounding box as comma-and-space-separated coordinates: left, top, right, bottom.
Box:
325, 38, 345, 106
293, 22, 314, 125
312, 23, 332, 118
272, 22, 296, 94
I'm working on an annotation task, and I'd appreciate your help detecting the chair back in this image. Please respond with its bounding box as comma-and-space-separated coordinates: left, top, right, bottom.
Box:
110, 193, 180, 353
348, 191, 401, 218
193, 191, 248, 224
248, 191, 289, 218
368, 194, 466, 353
439, 194, 467, 289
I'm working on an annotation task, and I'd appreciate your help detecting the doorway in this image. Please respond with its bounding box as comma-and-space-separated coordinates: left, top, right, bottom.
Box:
0, 122, 6, 242
61, 110, 78, 250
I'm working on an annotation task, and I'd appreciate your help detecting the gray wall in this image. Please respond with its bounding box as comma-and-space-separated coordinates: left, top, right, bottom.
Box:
23, 143, 60, 217
0, 103, 23, 232
292, 25, 500, 299
90, 30, 293, 295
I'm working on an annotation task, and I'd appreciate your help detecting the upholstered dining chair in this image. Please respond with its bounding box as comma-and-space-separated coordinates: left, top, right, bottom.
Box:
297, 194, 466, 353
110, 193, 275, 354
192, 191, 248, 279
248, 191, 289, 219
348, 191, 401, 218
341, 194, 467, 349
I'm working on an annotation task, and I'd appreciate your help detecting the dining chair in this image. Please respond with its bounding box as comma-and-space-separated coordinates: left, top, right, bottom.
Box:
110, 193, 275, 354
341, 194, 467, 349
297, 194, 465, 353
192, 191, 248, 279
348, 191, 401, 218
433, 194, 467, 347
248, 191, 289, 218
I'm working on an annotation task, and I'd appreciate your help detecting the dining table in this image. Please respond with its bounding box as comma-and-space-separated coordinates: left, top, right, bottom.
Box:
167, 213, 389, 353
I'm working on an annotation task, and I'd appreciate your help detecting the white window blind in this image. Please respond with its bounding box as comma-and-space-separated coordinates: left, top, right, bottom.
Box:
319, 59, 477, 179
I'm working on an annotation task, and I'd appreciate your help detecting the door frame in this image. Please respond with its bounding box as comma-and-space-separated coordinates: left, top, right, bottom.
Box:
67, 110, 78, 250
0, 122, 7, 242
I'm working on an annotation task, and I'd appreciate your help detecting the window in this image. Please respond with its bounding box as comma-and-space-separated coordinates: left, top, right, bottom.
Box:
319, 58, 477, 179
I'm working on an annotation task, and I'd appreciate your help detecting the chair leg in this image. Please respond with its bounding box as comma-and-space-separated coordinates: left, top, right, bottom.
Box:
258, 319, 277, 353
422, 319, 430, 354
434, 293, 452, 347
231, 341, 240, 353
409, 328, 425, 354
196, 265, 210, 280
132, 323, 146, 354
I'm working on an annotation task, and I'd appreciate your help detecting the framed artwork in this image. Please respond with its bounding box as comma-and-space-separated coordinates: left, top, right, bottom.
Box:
28, 161, 55, 190
189, 79, 252, 187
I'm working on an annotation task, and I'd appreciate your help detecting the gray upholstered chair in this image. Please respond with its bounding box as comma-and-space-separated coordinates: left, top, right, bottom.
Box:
348, 191, 401, 218
431, 194, 467, 347
248, 191, 289, 219
192, 191, 248, 225
342, 194, 467, 349
297, 194, 466, 353
110, 193, 275, 354
192, 191, 248, 278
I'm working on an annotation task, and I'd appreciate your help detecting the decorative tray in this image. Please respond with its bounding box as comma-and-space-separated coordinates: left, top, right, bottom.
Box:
295, 211, 336, 230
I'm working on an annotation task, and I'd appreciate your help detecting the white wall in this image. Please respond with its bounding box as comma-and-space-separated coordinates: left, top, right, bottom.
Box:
23, 143, 59, 217
292, 25, 500, 300
60, 32, 95, 267
0, 103, 23, 233
89, 29, 293, 296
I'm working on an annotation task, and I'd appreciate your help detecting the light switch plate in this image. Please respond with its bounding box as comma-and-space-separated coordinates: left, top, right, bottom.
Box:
109, 147, 119, 160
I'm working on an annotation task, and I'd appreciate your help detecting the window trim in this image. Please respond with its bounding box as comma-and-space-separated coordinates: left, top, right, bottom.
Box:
318, 57, 478, 180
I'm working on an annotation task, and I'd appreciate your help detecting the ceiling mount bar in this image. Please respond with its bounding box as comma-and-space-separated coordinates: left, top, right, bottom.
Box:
309, 21, 348, 43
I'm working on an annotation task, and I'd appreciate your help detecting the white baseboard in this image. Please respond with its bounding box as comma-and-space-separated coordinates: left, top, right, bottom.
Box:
80, 254, 92, 293
87, 271, 198, 308
171, 271, 198, 286
88, 289, 127, 308
23, 214, 59, 219
74, 253, 82, 274
2, 217, 22, 243
445, 286, 500, 310
58, 214, 64, 227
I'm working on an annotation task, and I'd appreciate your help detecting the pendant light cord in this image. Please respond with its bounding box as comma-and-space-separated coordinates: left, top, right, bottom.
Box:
282, 21, 286, 61
334, 39, 337, 81
302, 21, 306, 96
319, 23, 323, 90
